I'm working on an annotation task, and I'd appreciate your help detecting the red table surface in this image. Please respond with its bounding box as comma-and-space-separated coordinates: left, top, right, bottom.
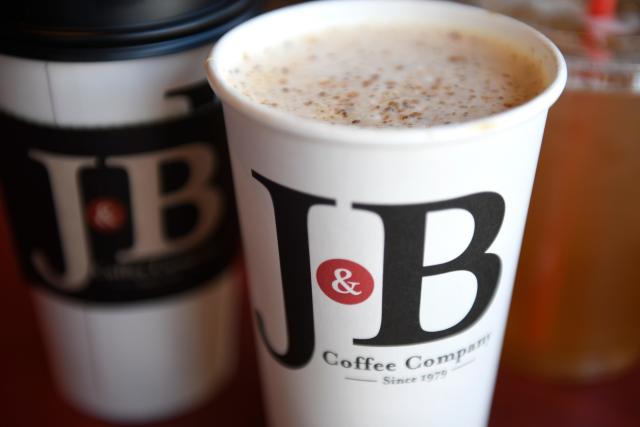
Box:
1, 204, 639, 427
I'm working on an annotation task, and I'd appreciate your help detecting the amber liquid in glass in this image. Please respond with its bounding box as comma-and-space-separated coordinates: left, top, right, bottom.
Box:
504, 89, 640, 380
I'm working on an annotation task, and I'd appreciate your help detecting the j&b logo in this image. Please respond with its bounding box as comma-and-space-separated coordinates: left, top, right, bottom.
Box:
0, 81, 231, 299
29, 143, 222, 291
252, 171, 505, 369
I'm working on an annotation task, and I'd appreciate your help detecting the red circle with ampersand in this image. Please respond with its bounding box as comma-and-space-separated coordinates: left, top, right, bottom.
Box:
86, 197, 128, 234
316, 259, 374, 305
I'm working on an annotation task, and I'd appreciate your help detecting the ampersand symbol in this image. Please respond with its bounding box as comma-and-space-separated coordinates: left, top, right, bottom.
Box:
331, 268, 361, 295
317, 259, 374, 305
87, 197, 127, 234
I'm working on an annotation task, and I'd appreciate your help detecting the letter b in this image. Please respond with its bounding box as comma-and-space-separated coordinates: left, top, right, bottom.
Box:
353, 193, 505, 346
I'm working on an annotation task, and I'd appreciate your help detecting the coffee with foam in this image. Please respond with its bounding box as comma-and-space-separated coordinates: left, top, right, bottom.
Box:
227, 24, 547, 128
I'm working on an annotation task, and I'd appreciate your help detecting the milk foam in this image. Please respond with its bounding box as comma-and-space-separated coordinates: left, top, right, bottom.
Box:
227, 25, 546, 128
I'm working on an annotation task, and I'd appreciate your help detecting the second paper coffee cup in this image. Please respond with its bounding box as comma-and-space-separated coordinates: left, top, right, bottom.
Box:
0, 0, 262, 422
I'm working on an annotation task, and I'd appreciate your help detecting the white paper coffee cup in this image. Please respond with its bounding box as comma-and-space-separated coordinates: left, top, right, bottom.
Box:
0, 43, 238, 425
206, 1, 566, 426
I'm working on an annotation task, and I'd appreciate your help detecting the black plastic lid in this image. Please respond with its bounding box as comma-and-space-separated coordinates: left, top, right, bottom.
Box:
1, 0, 263, 61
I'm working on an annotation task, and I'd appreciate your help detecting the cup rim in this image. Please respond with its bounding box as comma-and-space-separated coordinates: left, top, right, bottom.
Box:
206, 0, 567, 147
